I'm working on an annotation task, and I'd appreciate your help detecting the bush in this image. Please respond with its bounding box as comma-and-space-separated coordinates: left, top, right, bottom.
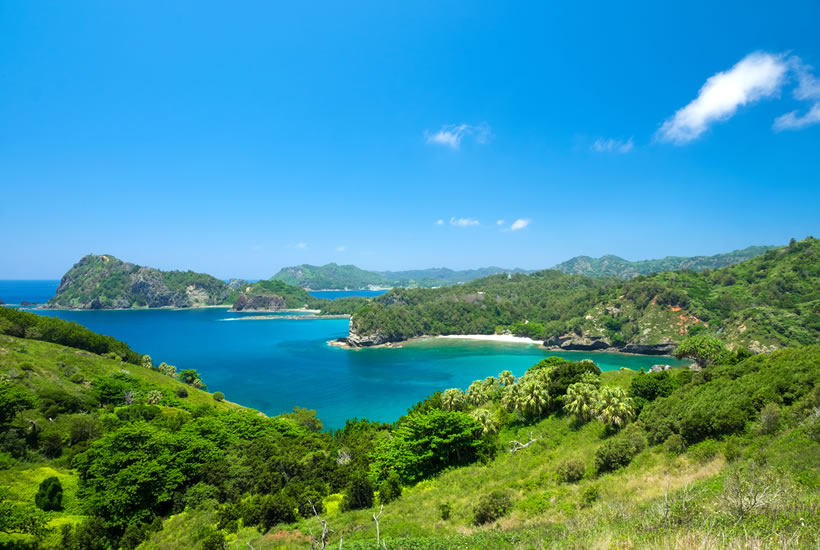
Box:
35, 476, 63, 511
759, 403, 781, 435
580, 484, 599, 507
472, 489, 512, 525
555, 458, 585, 483
688, 439, 720, 464
70, 373, 84, 384
594, 438, 635, 473
439, 502, 451, 520
213, 391, 225, 402
341, 473, 374, 511
664, 433, 686, 455
259, 493, 297, 531
377, 472, 402, 505
175, 387, 188, 398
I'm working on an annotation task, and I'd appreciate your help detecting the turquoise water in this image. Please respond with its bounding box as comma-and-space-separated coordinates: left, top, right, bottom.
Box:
5, 281, 690, 429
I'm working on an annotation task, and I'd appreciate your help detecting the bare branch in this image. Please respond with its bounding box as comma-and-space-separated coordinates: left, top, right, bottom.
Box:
508, 431, 537, 453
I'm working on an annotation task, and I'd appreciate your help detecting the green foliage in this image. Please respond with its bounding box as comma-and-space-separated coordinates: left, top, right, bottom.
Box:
34, 476, 63, 511
0, 383, 35, 423
371, 410, 489, 483
378, 471, 403, 505
0, 306, 141, 363
674, 335, 728, 368
0, 486, 50, 537
555, 458, 585, 483
341, 473, 374, 511
472, 489, 512, 525
212, 391, 225, 402
663, 433, 686, 455
438, 502, 451, 520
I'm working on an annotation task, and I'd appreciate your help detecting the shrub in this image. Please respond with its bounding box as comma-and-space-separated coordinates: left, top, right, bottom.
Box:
580, 484, 599, 507
377, 472, 402, 505
341, 473, 374, 511
35, 476, 63, 511
439, 502, 451, 520
472, 489, 512, 525
688, 439, 720, 464
759, 403, 781, 435
664, 433, 686, 455
175, 387, 188, 398
259, 493, 297, 531
70, 373, 84, 384
40, 432, 63, 458
594, 431, 643, 474
555, 458, 585, 483
19, 362, 35, 372
213, 391, 225, 402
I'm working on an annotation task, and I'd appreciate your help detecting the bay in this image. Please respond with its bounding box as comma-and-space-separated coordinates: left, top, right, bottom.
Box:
4, 281, 690, 429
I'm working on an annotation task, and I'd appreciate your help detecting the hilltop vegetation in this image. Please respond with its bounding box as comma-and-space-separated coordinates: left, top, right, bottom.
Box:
553, 245, 776, 279
346, 237, 819, 353
272, 264, 524, 290
46, 255, 236, 310
1, 311, 817, 549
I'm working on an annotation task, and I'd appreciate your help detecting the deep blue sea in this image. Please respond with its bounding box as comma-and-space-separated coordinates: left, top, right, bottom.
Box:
1, 280, 689, 429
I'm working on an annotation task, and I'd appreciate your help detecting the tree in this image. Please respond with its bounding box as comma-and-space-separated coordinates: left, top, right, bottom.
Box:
0, 384, 35, 423
141, 354, 153, 370
564, 382, 599, 423
498, 370, 515, 386
595, 386, 635, 429
441, 388, 466, 411
467, 381, 491, 406
341, 473, 374, 511
470, 408, 499, 435
674, 335, 728, 369
34, 476, 63, 512
517, 380, 550, 416
178, 369, 203, 386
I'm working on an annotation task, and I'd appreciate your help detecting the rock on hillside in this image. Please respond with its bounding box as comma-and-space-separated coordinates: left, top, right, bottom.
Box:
45, 254, 234, 309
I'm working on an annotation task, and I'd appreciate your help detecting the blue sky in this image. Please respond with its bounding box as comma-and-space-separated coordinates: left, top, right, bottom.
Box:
1, 1, 819, 279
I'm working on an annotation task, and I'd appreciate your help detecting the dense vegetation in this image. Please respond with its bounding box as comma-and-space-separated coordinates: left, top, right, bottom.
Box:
553, 245, 776, 279
1, 318, 817, 549
349, 237, 819, 352
273, 263, 524, 290
46, 255, 236, 309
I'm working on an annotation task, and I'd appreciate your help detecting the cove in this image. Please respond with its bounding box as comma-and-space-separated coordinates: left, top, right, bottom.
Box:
26, 306, 691, 429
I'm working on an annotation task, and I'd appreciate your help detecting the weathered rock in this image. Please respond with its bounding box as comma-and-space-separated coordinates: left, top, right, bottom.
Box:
230, 293, 286, 312
338, 319, 394, 347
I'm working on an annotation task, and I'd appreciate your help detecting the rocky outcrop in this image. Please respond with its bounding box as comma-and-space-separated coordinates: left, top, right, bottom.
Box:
335, 319, 394, 347
543, 332, 678, 355
45, 254, 233, 309
230, 293, 287, 312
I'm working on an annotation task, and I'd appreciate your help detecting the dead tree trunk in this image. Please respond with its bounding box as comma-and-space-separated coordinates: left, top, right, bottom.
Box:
373, 504, 384, 546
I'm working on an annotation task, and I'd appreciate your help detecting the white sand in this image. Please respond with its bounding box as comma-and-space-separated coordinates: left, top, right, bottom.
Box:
435, 334, 543, 345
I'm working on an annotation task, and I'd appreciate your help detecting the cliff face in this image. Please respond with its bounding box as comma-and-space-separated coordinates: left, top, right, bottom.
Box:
46, 254, 233, 309
230, 293, 287, 312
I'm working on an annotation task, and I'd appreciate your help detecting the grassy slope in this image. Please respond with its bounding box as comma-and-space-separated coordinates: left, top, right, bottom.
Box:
0, 335, 245, 547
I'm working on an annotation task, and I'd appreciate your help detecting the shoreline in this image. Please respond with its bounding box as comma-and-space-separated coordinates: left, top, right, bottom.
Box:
224, 314, 350, 321
329, 333, 685, 359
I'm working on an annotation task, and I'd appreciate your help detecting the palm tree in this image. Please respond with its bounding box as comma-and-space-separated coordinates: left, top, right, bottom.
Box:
467, 381, 490, 406
501, 383, 521, 412
578, 371, 600, 388
498, 370, 515, 387
518, 380, 550, 416
471, 408, 499, 435
595, 386, 635, 429
441, 388, 466, 411
564, 382, 599, 422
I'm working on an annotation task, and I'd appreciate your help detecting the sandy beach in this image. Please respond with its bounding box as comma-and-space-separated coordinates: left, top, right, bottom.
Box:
435, 334, 543, 345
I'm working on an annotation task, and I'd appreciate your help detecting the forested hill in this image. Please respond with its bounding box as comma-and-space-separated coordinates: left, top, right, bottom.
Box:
553, 245, 777, 279
271, 263, 524, 290
345, 237, 819, 353
45, 255, 236, 310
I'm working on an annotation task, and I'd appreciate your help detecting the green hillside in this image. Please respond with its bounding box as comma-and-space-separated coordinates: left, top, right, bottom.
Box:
1, 306, 818, 549
554, 245, 777, 279
346, 238, 819, 352
46, 255, 236, 310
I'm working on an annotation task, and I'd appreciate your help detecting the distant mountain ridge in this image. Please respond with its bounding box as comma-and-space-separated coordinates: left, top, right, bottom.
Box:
271, 263, 526, 290
552, 245, 778, 279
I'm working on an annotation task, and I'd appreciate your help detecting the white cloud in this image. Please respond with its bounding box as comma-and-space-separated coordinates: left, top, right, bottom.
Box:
425, 123, 492, 149
335, 246, 345, 252
449, 217, 479, 227
509, 218, 531, 231
295, 242, 307, 249
592, 137, 634, 153
435, 219, 444, 225
656, 52, 788, 144
496, 219, 504, 225
774, 59, 820, 131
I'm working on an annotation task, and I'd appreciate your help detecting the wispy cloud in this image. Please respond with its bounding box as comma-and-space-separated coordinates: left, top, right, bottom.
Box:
434, 219, 444, 225
496, 219, 504, 226
294, 242, 307, 249
335, 246, 345, 252
774, 59, 820, 131
656, 52, 788, 144
450, 217, 479, 227
509, 218, 531, 231
592, 137, 634, 153
425, 123, 492, 149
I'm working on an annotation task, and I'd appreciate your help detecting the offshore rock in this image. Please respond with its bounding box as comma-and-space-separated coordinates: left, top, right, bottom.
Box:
230, 293, 286, 312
